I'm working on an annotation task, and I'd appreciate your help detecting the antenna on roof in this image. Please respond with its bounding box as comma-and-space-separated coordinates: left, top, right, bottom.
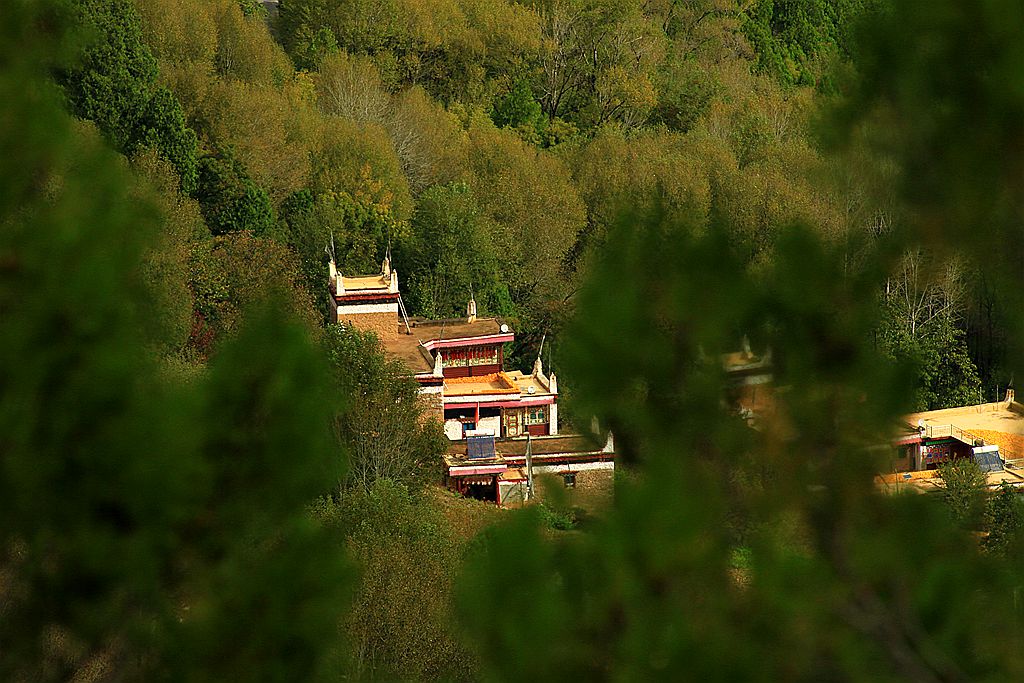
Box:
397, 292, 412, 335
533, 332, 546, 376
324, 231, 337, 264
325, 232, 339, 293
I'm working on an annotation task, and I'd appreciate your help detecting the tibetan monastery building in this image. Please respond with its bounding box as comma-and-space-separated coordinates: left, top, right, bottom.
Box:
328, 255, 612, 503
328, 255, 558, 439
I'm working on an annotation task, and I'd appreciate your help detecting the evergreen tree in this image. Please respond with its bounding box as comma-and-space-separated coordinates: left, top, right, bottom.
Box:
196, 149, 276, 236
58, 0, 199, 192
458, 207, 1023, 680
937, 457, 986, 527
1, 5, 348, 678
983, 483, 1024, 557
491, 79, 545, 135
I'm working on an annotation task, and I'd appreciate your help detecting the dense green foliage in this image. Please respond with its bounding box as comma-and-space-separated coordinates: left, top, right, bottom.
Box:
313, 482, 476, 680
742, 0, 878, 85
937, 458, 987, 526
1, 7, 348, 677
9, 0, 1024, 679
196, 149, 276, 235
324, 325, 447, 493
983, 483, 1024, 557
399, 182, 507, 318
877, 256, 984, 410
58, 0, 200, 192
54, 0, 982, 403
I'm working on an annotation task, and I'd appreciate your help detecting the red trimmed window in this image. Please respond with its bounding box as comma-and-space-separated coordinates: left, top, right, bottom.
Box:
442, 345, 499, 368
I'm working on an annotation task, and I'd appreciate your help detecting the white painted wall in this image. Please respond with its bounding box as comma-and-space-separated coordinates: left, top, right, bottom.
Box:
533, 461, 615, 474
444, 393, 522, 405
549, 403, 558, 435
477, 415, 500, 436
444, 419, 464, 441
499, 481, 526, 506
336, 302, 398, 315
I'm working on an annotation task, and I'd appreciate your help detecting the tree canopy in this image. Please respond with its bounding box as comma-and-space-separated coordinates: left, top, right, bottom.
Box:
9, 0, 1024, 679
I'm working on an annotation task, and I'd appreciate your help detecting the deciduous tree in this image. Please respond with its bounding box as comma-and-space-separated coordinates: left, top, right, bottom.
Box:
324, 325, 446, 494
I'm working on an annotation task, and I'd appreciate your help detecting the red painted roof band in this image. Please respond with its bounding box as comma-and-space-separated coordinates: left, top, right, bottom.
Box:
449, 465, 508, 476
442, 397, 555, 409
422, 333, 514, 351
503, 453, 613, 466
334, 292, 400, 303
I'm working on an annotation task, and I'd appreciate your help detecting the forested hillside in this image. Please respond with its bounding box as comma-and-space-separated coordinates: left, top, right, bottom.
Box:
51, 0, 1005, 407
45, 0, 1003, 405
7, 0, 1024, 679
49, 1, 870, 370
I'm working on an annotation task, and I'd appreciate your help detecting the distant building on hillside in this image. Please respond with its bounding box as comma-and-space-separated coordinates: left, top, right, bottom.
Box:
328, 256, 613, 504
723, 338, 774, 424
712, 340, 1024, 492
877, 389, 1024, 492
328, 255, 558, 438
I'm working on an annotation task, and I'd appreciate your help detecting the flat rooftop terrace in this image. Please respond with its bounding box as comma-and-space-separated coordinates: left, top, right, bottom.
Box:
443, 372, 519, 397
906, 401, 1024, 436
497, 434, 607, 457
340, 274, 391, 290
505, 370, 553, 396
905, 400, 1024, 460
877, 465, 1024, 493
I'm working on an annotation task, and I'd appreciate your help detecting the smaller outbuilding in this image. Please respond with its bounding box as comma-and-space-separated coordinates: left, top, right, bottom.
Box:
878, 389, 1024, 492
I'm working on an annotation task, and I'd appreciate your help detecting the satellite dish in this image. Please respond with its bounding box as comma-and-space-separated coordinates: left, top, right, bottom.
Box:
528, 386, 536, 394
500, 323, 510, 333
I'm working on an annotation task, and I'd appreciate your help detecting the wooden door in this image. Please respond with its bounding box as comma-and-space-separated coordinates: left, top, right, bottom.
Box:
505, 409, 521, 437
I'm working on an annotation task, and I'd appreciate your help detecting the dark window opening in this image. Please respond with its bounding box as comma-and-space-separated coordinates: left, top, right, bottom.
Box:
444, 407, 476, 421
462, 478, 498, 503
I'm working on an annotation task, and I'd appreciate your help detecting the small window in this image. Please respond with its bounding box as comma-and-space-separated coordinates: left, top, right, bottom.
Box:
468, 346, 499, 366
442, 349, 468, 368
562, 473, 576, 488
525, 407, 548, 425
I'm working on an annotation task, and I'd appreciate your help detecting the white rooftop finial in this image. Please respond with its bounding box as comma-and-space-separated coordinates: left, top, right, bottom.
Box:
325, 233, 338, 289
